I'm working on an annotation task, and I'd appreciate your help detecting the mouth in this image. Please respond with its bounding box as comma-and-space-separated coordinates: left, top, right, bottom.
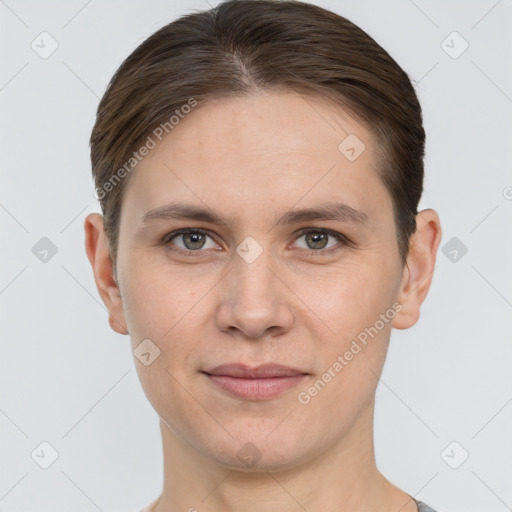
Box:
201, 363, 309, 401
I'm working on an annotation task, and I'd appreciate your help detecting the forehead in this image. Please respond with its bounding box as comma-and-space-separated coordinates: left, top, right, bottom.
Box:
163, 90, 374, 165
120, 90, 392, 230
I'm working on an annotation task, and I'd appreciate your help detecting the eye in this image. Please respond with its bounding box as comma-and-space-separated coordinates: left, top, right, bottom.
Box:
164, 228, 218, 253
292, 228, 347, 254
161, 227, 350, 257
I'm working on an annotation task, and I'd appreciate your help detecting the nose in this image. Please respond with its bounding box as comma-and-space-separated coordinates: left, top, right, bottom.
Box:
215, 246, 294, 340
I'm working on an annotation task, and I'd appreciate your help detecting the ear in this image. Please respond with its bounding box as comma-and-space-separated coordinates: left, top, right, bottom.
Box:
392, 209, 442, 330
84, 213, 129, 335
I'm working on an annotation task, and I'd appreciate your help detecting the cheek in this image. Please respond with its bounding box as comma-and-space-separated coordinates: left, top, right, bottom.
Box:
296, 261, 397, 408
120, 260, 198, 337
121, 269, 202, 420
121, 263, 213, 389
295, 272, 395, 427
293, 259, 397, 342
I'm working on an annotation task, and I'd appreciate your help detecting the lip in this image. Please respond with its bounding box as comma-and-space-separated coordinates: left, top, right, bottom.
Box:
202, 363, 309, 400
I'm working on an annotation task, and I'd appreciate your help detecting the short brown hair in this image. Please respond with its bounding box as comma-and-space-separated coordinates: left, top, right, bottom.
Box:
90, 0, 424, 269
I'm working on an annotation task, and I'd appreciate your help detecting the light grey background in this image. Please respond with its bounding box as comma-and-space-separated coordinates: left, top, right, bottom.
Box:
1, 1, 511, 511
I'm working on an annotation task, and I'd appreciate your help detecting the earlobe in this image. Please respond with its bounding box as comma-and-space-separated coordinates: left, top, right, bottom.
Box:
392, 209, 442, 330
84, 213, 129, 335
109, 314, 128, 335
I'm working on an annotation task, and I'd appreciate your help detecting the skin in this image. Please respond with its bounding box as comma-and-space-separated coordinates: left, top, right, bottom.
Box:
85, 90, 442, 512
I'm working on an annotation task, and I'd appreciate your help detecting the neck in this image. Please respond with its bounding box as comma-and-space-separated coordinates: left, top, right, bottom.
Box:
152, 402, 417, 512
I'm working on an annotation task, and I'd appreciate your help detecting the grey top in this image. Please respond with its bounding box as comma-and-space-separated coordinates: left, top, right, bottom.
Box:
415, 498, 438, 512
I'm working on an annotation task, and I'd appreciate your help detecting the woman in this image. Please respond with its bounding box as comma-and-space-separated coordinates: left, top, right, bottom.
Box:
85, 1, 442, 510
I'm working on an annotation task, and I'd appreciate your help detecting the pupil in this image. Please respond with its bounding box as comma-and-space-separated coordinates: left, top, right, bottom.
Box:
184, 233, 205, 250
306, 232, 327, 249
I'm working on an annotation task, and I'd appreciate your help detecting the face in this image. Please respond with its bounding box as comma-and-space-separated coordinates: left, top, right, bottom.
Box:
112, 90, 408, 471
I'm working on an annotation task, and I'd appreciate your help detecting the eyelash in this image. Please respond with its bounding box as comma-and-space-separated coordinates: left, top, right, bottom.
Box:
160, 227, 352, 257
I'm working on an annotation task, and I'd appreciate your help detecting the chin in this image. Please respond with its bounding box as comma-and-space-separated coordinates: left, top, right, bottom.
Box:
201, 428, 315, 474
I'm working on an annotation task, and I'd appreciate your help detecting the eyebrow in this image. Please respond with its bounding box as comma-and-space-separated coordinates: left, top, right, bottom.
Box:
139, 201, 370, 228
